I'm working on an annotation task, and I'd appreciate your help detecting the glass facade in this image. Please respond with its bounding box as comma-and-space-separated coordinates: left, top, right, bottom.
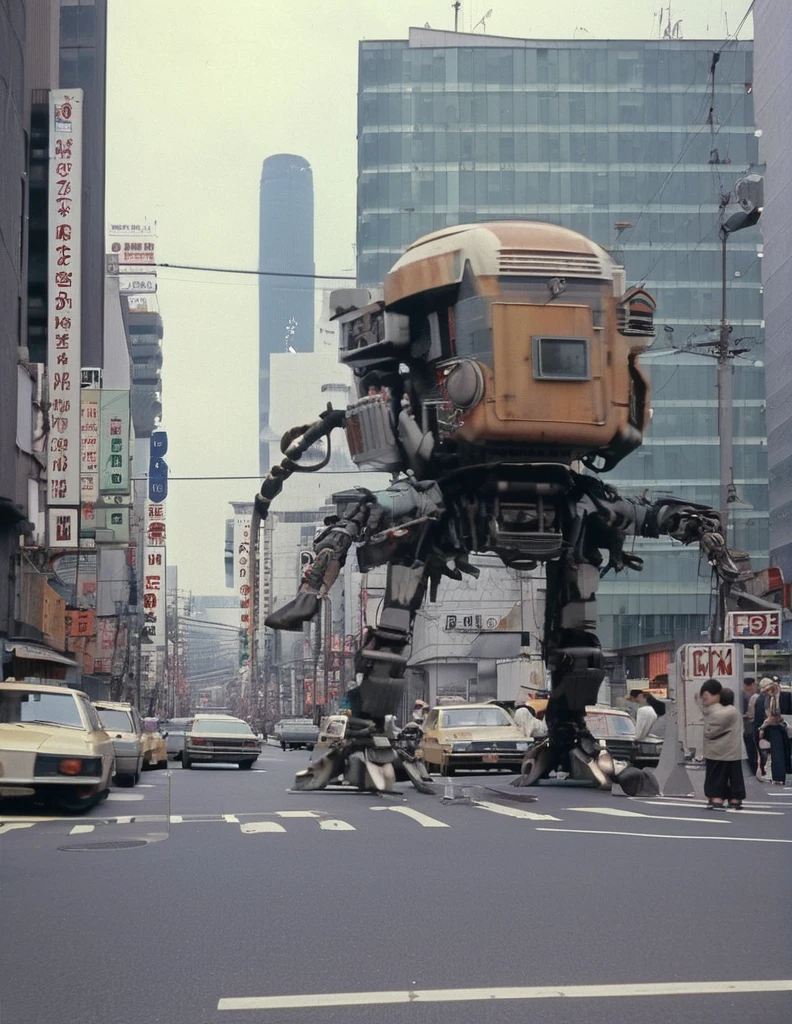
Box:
357, 31, 767, 652
755, 5, 792, 642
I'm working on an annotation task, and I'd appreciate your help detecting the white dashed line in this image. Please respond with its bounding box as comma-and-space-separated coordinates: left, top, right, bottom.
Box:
223, 814, 240, 823
68, 824, 95, 835
240, 821, 286, 834
0, 823, 36, 835
276, 810, 320, 819
473, 800, 561, 822
217, 978, 792, 1011
369, 806, 450, 828
169, 815, 184, 823
537, 828, 792, 844
105, 793, 145, 802
318, 819, 356, 831
565, 806, 729, 825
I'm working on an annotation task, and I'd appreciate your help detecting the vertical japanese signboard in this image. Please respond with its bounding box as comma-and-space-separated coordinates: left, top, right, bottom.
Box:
98, 390, 131, 495
80, 388, 99, 535
47, 89, 83, 507
234, 514, 253, 667
143, 500, 166, 647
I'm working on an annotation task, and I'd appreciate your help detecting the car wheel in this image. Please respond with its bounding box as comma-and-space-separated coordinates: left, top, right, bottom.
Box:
157, 759, 168, 770
440, 762, 455, 777
54, 785, 103, 814
239, 760, 255, 770
280, 742, 287, 751
182, 752, 192, 769
115, 773, 136, 788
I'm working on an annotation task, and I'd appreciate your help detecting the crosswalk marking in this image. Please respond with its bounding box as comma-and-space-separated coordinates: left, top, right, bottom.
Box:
370, 806, 450, 828
318, 819, 356, 831
170, 815, 184, 823
473, 800, 561, 822
566, 806, 729, 825
240, 821, 286, 834
0, 822, 36, 835
68, 824, 95, 835
276, 810, 319, 819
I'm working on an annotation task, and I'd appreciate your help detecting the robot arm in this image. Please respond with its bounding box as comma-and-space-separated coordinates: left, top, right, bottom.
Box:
578, 475, 746, 585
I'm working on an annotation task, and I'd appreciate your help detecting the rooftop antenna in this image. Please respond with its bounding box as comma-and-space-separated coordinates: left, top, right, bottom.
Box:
452, 1, 461, 32
473, 7, 493, 33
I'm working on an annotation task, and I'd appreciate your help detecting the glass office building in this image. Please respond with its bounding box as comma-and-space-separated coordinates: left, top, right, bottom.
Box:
357, 28, 766, 654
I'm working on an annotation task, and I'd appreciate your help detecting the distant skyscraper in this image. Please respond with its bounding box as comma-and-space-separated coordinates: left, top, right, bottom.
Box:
259, 154, 315, 472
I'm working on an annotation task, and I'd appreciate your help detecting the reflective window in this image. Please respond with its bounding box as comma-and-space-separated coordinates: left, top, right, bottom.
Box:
0, 690, 83, 730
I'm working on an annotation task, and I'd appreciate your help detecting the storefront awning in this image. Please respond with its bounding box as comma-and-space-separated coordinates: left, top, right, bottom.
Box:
4, 641, 78, 668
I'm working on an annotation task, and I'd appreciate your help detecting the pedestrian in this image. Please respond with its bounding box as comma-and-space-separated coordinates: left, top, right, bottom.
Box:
699, 679, 746, 810
756, 677, 791, 787
628, 689, 666, 740
742, 676, 759, 775
514, 702, 548, 741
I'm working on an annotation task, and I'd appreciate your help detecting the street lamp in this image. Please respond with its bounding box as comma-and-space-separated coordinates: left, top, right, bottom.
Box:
717, 173, 763, 541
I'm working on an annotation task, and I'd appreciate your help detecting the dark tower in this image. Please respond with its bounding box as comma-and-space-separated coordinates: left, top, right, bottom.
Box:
259, 154, 315, 473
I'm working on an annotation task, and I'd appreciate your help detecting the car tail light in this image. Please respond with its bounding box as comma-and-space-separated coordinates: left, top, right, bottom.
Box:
58, 758, 84, 775
243, 740, 259, 749
191, 737, 207, 745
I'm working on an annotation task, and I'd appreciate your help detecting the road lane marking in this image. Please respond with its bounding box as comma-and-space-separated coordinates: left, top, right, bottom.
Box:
566, 807, 729, 825
217, 978, 792, 1011
473, 800, 561, 822
537, 828, 792, 844
0, 823, 36, 835
138, 784, 155, 788
369, 806, 450, 828
169, 815, 184, 823
318, 819, 356, 831
240, 821, 286, 834
105, 793, 145, 802
68, 824, 95, 835
276, 811, 320, 818
632, 800, 784, 816
223, 814, 240, 823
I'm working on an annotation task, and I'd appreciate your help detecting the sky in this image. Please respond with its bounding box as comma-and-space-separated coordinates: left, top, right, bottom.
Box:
104, 0, 755, 597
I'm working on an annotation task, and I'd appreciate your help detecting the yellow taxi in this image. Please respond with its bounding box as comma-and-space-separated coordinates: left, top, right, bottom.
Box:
141, 718, 168, 769
420, 702, 530, 776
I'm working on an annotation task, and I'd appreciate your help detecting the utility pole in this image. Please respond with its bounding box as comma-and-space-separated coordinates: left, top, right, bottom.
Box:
452, 1, 461, 32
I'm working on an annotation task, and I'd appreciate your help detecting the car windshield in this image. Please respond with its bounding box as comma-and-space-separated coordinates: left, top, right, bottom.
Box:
0, 690, 83, 730
193, 719, 253, 735
609, 715, 636, 736
97, 709, 134, 732
441, 708, 513, 728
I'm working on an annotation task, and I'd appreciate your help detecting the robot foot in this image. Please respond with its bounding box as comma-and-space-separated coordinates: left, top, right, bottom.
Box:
514, 740, 554, 786
265, 591, 320, 631
398, 754, 437, 794
345, 750, 397, 792
294, 750, 342, 791
570, 747, 612, 789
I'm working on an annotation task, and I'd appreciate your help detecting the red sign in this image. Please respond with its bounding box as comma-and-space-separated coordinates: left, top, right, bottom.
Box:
683, 644, 741, 682
726, 611, 782, 641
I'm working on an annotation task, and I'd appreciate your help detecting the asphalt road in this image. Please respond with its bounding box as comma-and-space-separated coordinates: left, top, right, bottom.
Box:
1, 746, 790, 1024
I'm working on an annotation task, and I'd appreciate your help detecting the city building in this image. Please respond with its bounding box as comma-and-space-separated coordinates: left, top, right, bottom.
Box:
356, 28, 766, 666
258, 153, 316, 473
754, 2, 792, 644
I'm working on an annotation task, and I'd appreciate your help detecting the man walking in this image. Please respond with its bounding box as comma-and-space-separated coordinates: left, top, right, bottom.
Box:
742, 677, 759, 775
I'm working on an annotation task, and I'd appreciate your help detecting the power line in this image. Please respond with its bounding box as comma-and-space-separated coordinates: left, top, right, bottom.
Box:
155, 262, 355, 281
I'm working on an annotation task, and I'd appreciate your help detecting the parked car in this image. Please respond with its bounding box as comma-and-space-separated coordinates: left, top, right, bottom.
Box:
421, 702, 530, 775
141, 718, 168, 769
0, 680, 114, 813
162, 717, 192, 761
182, 715, 261, 769
94, 700, 144, 787
585, 705, 662, 769
274, 718, 319, 750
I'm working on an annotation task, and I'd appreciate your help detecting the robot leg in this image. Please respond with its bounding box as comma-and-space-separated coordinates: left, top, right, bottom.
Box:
294, 561, 434, 794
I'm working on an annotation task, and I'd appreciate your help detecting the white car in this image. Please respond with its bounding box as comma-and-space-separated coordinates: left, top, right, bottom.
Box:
94, 700, 144, 787
0, 680, 114, 813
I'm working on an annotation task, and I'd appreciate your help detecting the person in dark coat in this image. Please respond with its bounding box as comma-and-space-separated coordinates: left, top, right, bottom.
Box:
756, 677, 791, 786
699, 679, 746, 810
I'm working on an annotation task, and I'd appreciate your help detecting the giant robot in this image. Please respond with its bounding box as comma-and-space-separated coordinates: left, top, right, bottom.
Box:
254, 221, 745, 793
